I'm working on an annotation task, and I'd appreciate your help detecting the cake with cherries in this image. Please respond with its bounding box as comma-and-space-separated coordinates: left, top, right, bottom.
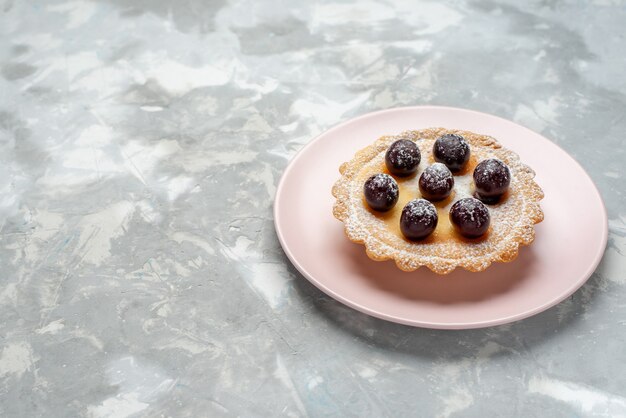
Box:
332, 128, 544, 274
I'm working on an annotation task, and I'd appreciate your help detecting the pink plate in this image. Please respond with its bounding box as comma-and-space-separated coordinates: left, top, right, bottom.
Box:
274, 106, 608, 329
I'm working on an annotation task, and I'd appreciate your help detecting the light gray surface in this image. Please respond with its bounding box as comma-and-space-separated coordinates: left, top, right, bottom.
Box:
0, 0, 625, 417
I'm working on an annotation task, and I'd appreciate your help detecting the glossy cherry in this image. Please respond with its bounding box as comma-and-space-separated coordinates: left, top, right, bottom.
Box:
432, 134, 470, 173
400, 199, 438, 240
419, 163, 454, 201
385, 139, 421, 177
473, 158, 511, 203
363, 173, 399, 212
449, 198, 490, 238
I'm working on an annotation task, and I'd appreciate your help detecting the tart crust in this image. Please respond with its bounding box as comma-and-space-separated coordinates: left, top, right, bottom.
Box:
332, 128, 544, 274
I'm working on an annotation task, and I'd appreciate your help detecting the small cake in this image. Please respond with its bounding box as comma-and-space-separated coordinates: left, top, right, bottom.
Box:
332, 128, 544, 274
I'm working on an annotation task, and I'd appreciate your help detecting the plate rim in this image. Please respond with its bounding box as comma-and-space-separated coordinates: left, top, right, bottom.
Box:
273, 105, 609, 329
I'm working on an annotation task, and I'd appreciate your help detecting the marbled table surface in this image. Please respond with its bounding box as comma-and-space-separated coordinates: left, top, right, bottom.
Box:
1, 1, 625, 417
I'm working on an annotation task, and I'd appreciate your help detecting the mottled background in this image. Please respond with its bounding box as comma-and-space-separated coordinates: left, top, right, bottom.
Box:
0, 0, 625, 417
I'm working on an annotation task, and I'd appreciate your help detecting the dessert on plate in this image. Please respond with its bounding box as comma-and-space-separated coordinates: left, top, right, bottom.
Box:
332, 128, 544, 274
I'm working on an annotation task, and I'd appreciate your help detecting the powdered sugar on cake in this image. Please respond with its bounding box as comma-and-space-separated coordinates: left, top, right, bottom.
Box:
404, 199, 437, 219
421, 163, 453, 188
370, 173, 397, 191
394, 146, 413, 165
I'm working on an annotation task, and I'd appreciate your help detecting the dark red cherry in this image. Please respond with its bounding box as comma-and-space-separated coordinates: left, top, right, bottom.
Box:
385, 139, 421, 177
473, 158, 511, 204
449, 198, 490, 238
433, 134, 470, 173
400, 199, 438, 240
363, 174, 399, 212
419, 163, 454, 201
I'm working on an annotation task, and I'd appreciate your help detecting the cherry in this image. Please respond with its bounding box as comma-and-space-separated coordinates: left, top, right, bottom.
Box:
433, 134, 470, 173
400, 199, 438, 240
363, 174, 399, 212
385, 139, 421, 177
419, 163, 454, 201
449, 198, 490, 238
473, 158, 511, 204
